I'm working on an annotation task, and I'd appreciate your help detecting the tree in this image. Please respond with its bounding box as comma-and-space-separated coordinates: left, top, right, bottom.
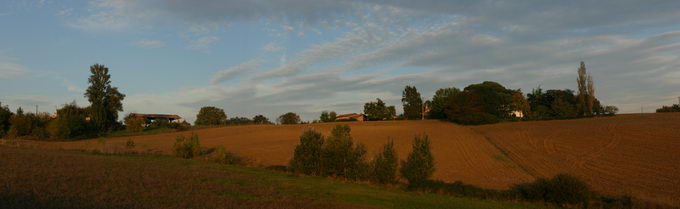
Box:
290, 129, 325, 175
84, 64, 125, 133
8, 107, 31, 137
124, 115, 145, 133
364, 98, 394, 121
577, 61, 595, 116
603, 105, 619, 115
252, 115, 271, 124
371, 140, 398, 184
319, 111, 337, 122
402, 85, 423, 120
277, 112, 301, 124
445, 91, 499, 125
195, 106, 227, 126
657, 104, 680, 112
463, 81, 513, 118
400, 135, 435, 186
0, 102, 12, 137
321, 125, 368, 180
48, 102, 90, 140
430, 87, 460, 119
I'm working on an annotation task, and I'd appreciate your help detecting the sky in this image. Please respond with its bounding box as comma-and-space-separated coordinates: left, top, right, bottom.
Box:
1, 0, 680, 123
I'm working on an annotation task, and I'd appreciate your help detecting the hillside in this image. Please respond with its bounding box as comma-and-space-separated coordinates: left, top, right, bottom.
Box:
14, 113, 680, 207
0, 146, 557, 209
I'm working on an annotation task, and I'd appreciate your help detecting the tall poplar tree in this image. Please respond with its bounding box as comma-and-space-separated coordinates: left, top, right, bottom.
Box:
85, 64, 125, 133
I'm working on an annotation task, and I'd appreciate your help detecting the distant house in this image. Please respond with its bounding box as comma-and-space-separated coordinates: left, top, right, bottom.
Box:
128, 113, 183, 124
335, 113, 366, 122
511, 110, 524, 118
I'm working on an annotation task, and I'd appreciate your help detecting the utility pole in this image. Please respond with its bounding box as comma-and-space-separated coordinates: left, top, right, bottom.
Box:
35, 105, 38, 114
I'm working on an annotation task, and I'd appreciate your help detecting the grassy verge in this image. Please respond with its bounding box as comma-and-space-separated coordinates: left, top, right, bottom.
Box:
0, 146, 558, 209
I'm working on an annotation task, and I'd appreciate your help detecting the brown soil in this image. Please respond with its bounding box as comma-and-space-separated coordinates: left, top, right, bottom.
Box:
14, 113, 680, 207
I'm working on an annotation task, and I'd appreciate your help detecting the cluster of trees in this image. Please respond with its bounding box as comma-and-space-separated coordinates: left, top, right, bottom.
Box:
364, 98, 397, 121
193, 106, 273, 126
402, 62, 616, 125
656, 103, 680, 112
0, 64, 126, 140
289, 125, 435, 185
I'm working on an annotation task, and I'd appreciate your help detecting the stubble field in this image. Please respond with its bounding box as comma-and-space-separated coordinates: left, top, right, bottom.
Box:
19, 113, 680, 207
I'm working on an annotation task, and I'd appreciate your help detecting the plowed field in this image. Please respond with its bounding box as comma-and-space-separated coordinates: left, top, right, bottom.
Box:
16, 113, 680, 207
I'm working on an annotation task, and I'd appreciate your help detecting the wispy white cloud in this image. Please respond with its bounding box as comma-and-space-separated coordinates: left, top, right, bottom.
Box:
211, 59, 261, 84
0, 59, 28, 79
134, 39, 165, 48
189, 36, 219, 50
262, 42, 283, 52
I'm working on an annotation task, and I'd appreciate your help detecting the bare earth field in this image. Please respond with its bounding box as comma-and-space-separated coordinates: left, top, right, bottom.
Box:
16, 113, 680, 207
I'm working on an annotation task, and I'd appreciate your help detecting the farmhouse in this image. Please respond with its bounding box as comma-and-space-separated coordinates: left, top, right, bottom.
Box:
335, 113, 366, 121
128, 113, 183, 123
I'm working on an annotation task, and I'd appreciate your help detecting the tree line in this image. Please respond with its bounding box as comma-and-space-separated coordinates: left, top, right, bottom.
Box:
0, 64, 126, 140
316, 61, 620, 125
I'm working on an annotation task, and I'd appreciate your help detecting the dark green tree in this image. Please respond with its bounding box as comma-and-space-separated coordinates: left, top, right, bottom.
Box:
277, 112, 301, 124
371, 140, 398, 184
402, 85, 423, 120
463, 81, 513, 118
364, 98, 394, 121
49, 102, 90, 140
0, 102, 12, 137
321, 125, 368, 180
84, 64, 125, 133
252, 115, 271, 124
319, 111, 337, 122
429, 87, 460, 119
194, 106, 227, 126
290, 129, 325, 175
400, 135, 435, 186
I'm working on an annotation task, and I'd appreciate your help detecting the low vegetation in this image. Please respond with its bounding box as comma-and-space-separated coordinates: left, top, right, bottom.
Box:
0, 146, 561, 209
173, 133, 201, 159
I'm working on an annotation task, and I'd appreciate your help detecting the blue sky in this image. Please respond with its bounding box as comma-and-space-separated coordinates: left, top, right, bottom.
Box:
1, 0, 680, 123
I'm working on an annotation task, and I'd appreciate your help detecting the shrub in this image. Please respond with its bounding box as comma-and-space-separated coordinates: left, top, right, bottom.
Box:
208, 146, 248, 166
173, 134, 201, 159
401, 135, 435, 186
513, 173, 590, 206
656, 104, 680, 113
371, 140, 398, 184
289, 129, 325, 175
320, 125, 369, 180
545, 174, 590, 206
602, 105, 618, 116
124, 117, 145, 132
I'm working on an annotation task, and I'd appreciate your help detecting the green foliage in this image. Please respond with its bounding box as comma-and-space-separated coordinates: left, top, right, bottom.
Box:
48, 102, 91, 140
208, 146, 248, 166
195, 106, 227, 126
319, 111, 337, 122
429, 87, 461, 119
602, 105, 619, 115
463, 81, 514, 118
364, 98, 396, 121
402, 86, 423, 120
445, 91, 500, 125
513, 174, 590, 207
7, 110, 53, 139
321, 125, 369, 180
84, 64, 125, 133
124, 116, 145, 133
0, 102, 12, 137
289, 129, 325, 175
401, 135, 435, 186
371, 140, 398, 184
656, 104, 680, 112
277, 112, 301, 124
225, 117, 253, 125
173, 134, 201, 159
252, 114, 271, 124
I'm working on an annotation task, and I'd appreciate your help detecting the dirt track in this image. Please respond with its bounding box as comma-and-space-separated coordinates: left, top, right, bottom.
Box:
16, 113, 680, 207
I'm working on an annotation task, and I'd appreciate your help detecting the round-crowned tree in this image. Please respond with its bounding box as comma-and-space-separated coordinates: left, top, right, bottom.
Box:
195, 106, 227, 126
